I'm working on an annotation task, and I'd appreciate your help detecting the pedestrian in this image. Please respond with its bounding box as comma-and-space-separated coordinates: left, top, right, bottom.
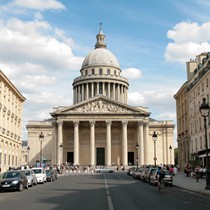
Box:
195, 165, 200, 182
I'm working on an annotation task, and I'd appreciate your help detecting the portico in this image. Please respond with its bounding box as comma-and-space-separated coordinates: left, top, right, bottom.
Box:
51, 95, 150, 167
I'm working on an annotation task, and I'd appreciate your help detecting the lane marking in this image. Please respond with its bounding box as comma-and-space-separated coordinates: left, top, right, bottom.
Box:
104, 175, 114, 210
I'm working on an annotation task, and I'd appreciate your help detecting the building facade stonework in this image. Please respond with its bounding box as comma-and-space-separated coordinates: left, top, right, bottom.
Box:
175, 52, 210, 169
0, 70, 26, 172
27, 28, 174, 167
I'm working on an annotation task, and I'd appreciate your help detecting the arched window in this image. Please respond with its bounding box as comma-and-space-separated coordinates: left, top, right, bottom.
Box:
99, 69, 102, 75
107, 69, 110, 75
114, 70, 116, 75
92, 69, 95, 75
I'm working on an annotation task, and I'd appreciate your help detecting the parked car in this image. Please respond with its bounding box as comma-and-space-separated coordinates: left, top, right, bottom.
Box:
141, 168, 149, 182
95, 167, 114, 173
45, 169, 56, 182
127, 167, 137, 176
23, 169, 37, 187
150, 169, 173, 186
132, 168, 143, 179
145, 167, 157, 183
0, 170, 28, 192
32, 167, 47, 184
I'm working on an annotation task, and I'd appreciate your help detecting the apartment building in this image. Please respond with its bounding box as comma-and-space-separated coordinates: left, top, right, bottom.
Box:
174, 82, 190, 170
175, 52, 210, 169
0, 70, 26, 172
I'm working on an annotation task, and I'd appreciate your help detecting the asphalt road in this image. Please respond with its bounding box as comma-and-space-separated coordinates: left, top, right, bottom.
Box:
0, 172, 210, 210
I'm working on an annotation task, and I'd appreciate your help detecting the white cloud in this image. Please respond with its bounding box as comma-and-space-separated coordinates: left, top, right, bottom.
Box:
128, 88, 176, 119
34, 11, 43, 20
165, 21, 210, 63
122, 68, 142, 80
13, 0, 66, 11
0, 18, 83, 72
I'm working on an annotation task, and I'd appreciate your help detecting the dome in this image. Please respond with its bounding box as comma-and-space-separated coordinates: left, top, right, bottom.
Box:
82, 48, 120, 69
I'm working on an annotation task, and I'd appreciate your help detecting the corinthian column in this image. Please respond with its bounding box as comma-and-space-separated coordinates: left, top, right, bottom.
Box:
122, 121, 128, 166
137, 121, 144, 165
73, 121, 79, 165
106, 121, 112, 166
90, 121, 96, 166
144, 122, 149, 164
57, 121, 63, 165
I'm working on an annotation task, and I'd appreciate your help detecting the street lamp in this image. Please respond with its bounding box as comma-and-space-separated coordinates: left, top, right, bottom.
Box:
169, 145, 172, 165
135, 143, 139, 169
39, 132, 44, 167
152, 131, 158, 166
27, 145, 30, 166
199, 97, 210, 190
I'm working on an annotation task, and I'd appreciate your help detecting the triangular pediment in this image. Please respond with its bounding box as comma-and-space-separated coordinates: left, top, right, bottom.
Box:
53, 96, 149, 116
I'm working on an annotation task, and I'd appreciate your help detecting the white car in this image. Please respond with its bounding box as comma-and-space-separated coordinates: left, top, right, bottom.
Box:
32, 167, 47, 184
95, 167, 114, 173
23, 169, 37, 187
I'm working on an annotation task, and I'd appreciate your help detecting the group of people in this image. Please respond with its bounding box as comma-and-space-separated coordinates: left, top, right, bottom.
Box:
184, 163, 206, 182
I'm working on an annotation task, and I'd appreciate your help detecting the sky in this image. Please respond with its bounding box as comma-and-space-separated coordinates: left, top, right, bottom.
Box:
1, 0, 210, 147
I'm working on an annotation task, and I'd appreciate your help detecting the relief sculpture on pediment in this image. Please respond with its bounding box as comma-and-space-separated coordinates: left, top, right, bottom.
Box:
66, 100, 132, 113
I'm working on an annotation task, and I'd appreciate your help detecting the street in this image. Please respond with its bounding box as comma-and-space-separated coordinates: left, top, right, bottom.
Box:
0, 172, 210, 210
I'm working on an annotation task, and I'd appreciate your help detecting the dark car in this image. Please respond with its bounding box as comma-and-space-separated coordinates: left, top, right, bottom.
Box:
0, 170, 28, 192
46, 169, 56, 182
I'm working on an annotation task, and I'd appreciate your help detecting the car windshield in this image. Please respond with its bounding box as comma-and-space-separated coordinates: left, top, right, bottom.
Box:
24, 170, 31, 176
2, 172, 20, 178
32, 169, 42, 174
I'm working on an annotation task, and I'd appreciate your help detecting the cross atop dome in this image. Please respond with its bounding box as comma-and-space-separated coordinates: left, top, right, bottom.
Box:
95, 23, 107, 49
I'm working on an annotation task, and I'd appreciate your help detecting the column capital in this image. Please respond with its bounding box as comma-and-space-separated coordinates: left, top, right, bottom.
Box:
106, 121, 112, 126
57, 121, 63, 126
73, 121, 79, 126
137, 121, 144, 126
144, 121, 149, 126
122, 121, 128, 126
90, 121, 95, 126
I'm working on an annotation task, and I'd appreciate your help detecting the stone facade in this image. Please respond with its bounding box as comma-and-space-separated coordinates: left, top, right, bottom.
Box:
175, 52, 210, 169
27, 28, 174, 168
174, 82, 190, 170
0, 70, 26, 172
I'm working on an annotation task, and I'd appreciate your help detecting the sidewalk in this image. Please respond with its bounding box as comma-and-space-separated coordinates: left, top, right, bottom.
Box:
173, 171, 210, 196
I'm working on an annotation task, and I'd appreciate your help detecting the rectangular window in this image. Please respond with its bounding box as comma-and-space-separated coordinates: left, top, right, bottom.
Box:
8, 154, 10, 165
200, 137, 202, 149
4, 153, 6, 165
12, 155, 14, 165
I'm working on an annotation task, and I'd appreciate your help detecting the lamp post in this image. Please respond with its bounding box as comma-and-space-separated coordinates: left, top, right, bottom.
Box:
152, 131, 158, 166
27, 146, 30, 166
39, 132, 44, 167
169, 145, 172, 165
135, 143, 139, 169
199, 98, 210, 190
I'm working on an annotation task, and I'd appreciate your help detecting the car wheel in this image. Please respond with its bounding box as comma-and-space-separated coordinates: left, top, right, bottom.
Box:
19, 183, 23, 191
25, 183, 29, 189
97, 171, 100, 173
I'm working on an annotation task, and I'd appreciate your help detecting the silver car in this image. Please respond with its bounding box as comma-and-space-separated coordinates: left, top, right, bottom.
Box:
95, 167, 114, 173
23, 169, 37, 187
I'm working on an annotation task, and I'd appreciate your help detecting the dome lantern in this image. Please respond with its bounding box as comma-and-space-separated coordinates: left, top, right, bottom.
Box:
95, 23, 107, 49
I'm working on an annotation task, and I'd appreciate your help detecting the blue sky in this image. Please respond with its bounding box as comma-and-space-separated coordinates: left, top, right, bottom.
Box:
1, 0, 210, 146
